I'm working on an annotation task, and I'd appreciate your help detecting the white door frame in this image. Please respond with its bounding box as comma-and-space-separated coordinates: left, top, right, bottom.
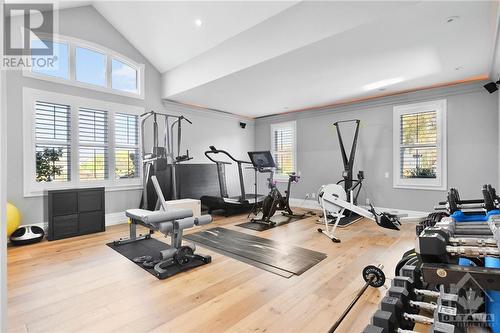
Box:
1, 0, 8, 330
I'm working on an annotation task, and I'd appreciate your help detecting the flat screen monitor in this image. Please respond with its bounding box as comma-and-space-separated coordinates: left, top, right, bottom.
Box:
248, 151, 276, 168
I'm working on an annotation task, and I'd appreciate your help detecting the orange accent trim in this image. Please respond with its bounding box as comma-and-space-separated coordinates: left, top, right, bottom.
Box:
166, 76, 488, 119
278, 76, 488, 117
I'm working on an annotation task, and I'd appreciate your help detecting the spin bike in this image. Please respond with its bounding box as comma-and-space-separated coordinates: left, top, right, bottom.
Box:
248, 151, 306, 226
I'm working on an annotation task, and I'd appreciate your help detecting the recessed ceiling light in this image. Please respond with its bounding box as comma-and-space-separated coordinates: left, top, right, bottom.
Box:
445, 16, 459, 24
378, 88, 386, 92
454, 66, 463, 71
195, 19, 203, 27
363, 77, 404, 91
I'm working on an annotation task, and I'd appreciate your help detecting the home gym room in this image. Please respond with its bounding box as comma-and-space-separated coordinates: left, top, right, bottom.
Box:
1, 0, 500, 332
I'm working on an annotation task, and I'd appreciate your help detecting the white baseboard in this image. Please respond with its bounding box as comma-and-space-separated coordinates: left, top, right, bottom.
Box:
105, 211, 128, 226
289, 198, 428, 222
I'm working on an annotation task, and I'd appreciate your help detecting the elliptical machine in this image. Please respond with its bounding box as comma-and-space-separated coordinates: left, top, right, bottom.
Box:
248, 151, 305, 226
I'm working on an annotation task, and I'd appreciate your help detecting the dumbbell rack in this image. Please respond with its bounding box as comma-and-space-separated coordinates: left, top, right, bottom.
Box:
365, 184, 500, 333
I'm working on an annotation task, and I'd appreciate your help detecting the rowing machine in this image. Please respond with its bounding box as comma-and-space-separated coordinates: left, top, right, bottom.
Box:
317, 183, 401, 242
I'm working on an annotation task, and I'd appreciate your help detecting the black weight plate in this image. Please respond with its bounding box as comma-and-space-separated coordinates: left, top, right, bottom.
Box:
362, 265, 385, 288
175, 246, 194, 265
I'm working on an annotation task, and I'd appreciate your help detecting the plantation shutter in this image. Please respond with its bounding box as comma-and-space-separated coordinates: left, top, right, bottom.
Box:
271, 122, 295, 175
400, 111, 437, 179
78, 107, 108, 180
35, 101, 71, 182
115, 113, 140, 179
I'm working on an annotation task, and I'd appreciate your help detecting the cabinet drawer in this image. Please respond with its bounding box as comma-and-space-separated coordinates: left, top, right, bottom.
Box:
78, 190, 104, 212
51, 214, 78, 239
79, 211, 104, 234
52, 192, 78, 216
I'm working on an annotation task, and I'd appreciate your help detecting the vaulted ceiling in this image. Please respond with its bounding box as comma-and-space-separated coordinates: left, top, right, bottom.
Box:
67, 2, 500, 117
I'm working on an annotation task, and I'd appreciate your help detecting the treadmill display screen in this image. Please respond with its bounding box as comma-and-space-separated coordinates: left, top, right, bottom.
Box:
248, 151, 276, 168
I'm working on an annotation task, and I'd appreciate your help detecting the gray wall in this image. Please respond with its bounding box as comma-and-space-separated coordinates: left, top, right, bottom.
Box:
162, 101, 256, 196
6, 6, 254, 225
255, 82, 498, 212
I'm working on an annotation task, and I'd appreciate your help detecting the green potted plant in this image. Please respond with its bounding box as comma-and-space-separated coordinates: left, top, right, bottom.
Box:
36, 147, 64, 182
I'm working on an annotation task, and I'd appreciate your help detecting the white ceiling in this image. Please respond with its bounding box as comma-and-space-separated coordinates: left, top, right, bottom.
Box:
90, 1, 498, 118
92, 1, 298, 72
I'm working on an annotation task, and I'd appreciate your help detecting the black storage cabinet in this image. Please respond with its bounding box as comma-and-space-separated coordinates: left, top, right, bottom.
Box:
47, 187, 105, 241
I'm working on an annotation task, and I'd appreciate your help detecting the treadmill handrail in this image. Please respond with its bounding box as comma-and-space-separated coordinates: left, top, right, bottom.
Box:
204, 151, 232, 165
204, 146, 252, 165
204, 146, 250, 202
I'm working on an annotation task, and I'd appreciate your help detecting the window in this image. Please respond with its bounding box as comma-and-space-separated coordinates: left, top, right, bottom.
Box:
25, 34, 145, 99
34, 101, 71, 182
115, 113, 139, 179
393, 99, 447, 190
75, 47, 106, 87
78, 108, 108, 180
112, 59, 138, 93
270, 121, 297, 179
31, 40, 69, 79
23, 88, 143, 196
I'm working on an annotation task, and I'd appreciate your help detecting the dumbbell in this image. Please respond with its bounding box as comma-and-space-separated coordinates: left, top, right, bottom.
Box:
362, 324, 417, 333
372, 308, 433, 332
367, 311, 463, 333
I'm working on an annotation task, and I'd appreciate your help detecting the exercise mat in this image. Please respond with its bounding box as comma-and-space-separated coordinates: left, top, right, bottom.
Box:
236, 213, 307, 231
184, 227, 326, 277
107, 238, 208, 280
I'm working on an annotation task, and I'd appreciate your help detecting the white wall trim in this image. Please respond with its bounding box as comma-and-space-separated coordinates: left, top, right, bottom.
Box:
0, 0, 8, 326
105, 211, 128, 226
22, 87, 144, 197
392, 99, 447, 191
163, 100, 256, 124
19, 212, 129, 237
22, 33, 146, 100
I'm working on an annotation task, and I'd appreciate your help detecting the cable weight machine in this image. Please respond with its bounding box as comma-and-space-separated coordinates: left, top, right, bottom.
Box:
140, 110, 192, 210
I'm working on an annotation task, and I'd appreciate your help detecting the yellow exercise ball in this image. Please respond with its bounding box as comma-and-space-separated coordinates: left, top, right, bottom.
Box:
6, 202, 22, 237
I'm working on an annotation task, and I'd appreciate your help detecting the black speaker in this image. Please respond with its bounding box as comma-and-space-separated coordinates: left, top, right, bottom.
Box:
239, 122, 247, 129
484, 81, 499, 94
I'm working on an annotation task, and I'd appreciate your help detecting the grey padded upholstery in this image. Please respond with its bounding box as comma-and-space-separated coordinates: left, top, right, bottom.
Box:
125, 208, 193, 224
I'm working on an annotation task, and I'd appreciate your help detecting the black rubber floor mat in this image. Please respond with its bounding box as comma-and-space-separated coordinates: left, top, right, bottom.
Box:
184, 227, 326, 276
236, 214, 305, 231
107, 238, 209, 280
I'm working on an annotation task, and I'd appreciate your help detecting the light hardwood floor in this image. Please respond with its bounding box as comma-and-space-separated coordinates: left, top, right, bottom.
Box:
7, 210, 416, 333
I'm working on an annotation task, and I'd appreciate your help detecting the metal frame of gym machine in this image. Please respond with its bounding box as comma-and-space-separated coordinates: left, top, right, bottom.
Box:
140, 110, 192, 210
201, 146, 265, 215
317, 119, 401, 242
247, 150, 306, 226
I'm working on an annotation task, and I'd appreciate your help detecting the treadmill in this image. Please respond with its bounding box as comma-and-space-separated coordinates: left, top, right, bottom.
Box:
201, 146, 266, 216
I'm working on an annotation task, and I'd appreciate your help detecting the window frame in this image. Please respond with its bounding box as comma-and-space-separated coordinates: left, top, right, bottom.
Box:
270, 120, 297, 181
114, 113, 141, 180
393, 99, 447, 191
78, 107, 110, 181
24, 34, 145, 100
23, 87, 143, 197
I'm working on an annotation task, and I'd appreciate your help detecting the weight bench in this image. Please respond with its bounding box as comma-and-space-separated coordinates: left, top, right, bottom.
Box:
113, 176, 213, 279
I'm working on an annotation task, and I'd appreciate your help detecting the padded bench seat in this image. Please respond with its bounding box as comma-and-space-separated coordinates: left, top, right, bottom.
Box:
126, 208, 193, 224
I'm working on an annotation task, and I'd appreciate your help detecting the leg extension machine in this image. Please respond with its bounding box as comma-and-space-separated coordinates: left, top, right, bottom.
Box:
114, 176, 212, 279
